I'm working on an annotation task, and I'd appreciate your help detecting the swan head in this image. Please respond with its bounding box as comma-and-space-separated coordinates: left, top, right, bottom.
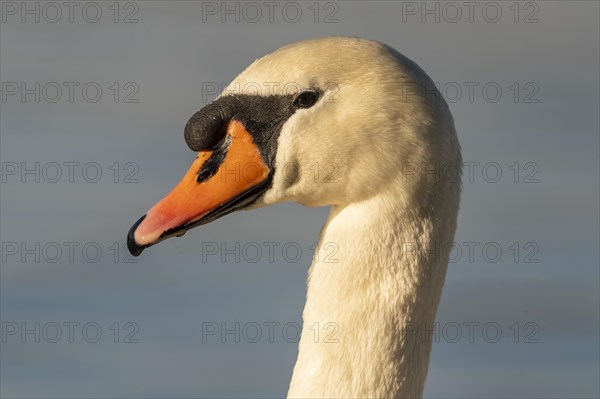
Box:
128, 36, 461, 256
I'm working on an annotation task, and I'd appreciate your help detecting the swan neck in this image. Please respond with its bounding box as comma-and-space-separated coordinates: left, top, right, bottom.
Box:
288, 190, 457, 398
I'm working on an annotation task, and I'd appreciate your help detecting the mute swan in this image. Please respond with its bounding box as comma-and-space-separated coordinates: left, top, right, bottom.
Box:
127, 36, 462, 398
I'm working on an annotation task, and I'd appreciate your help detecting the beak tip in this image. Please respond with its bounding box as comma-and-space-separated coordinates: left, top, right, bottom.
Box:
127, 215, 147, 257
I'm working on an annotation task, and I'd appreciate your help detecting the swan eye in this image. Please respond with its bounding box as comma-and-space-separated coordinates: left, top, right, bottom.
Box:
294, 91, 319, 108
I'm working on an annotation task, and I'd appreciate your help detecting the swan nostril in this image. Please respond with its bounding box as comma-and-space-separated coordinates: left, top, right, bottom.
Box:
196, 133, 233, 183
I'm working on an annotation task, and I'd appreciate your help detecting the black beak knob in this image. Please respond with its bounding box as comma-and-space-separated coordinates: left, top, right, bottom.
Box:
184, 102, 233, 151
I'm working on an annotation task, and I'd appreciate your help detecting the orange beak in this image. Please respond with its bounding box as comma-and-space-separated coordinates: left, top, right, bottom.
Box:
127, 119, 271, 256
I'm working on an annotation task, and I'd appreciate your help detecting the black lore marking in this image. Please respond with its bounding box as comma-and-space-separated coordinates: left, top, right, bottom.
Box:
196, 134, 232, 183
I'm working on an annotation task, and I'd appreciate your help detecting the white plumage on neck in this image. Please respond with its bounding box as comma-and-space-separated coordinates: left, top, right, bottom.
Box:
288, 174, 459, 398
